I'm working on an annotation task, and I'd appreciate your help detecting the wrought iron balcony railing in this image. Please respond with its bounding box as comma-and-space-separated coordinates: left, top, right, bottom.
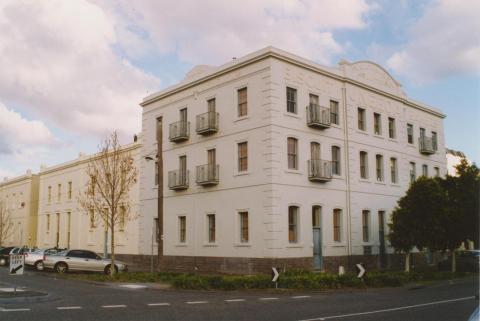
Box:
196, 164, 219, 186
308, 159, 332, 182
196, 111, 219, 135
169, 120, 190, 142
168, 169, 189, 190
419, 136, 436, 155
306, 104, 331, 129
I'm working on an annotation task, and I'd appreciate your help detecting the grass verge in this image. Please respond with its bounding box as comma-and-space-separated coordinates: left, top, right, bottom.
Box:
65, 270, 474, 291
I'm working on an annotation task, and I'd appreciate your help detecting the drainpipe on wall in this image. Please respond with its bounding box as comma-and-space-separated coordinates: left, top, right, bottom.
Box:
341, 85, 353, 270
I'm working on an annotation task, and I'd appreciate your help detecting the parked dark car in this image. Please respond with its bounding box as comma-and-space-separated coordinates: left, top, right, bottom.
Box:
0, 247, 16, 266
438, 250, 480, 272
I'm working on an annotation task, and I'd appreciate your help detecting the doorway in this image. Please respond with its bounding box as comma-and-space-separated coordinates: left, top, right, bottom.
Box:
312, 205, 323, 270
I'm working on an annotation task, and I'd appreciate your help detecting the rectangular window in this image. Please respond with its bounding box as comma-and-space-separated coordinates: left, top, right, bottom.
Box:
407, 124, 414, 144
286, 87, 297, 114
331, 146, 341, 175
287, 137, 298, 170
390, 158, 398, 184
207, 98, 216, 112
89, 208, 95, 228
239, 211, 249, 243
434, 167, 440, 177
358, 108, 366, 131
46, 214, 50, 232
330, 100, 339, 125
362, 210, 370, 242
179, 108, 187, 122
309, 93, 319, 105
68, 181, 72, 200
376, 154, 384, 182
288, 206, 298, 243
374, 113, 382, 135
432, 132, 438, 151
154, 161, 159, 185
179, 216, 186, 243
333, 209, 342, 242
238, 87, 247, 117
410, 162, 416, 183
388, 117, 396, 139
360, 151, 368, 179
207, 214, 215, 243
57, 184, 61, 201
48, 186, 52, 203
420, 127, 425, 137
422, 164, 428, 177
238, 142, 248, 172
119, 206, 126, 231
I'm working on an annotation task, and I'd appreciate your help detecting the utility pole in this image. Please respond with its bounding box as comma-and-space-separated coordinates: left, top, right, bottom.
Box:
156, 117, 163, 269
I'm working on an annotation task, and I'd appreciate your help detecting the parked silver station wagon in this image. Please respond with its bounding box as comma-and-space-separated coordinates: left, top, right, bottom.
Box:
43, 249, 128, 274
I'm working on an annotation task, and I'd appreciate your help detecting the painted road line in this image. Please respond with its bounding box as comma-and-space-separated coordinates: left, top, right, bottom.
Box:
186, 301, 208, 304
101, 305, 127, 308
297, 296, 476, 321
292, 296, 311, 299
225, 299, 246, 302
57, 306, 82, 310
259, 297, 279, 301
1, 308, 31, 312
147, 303, 171, 306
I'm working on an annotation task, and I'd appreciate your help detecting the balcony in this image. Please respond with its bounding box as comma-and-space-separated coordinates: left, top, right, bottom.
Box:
169, 120, 190, 142
308, 159, 332, 182
419, 136, 436, 155
196, 111, 219, 135
196, 164, 219, 186
168, 169, 189, 190
306, 104, 331, 129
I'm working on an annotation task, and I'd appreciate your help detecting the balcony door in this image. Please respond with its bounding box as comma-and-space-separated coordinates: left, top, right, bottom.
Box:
310, 142, 320, 160
179, 108, 187, 122
312, 206, 323, 270
179, 156, 187, 183
208, 149, 216, 179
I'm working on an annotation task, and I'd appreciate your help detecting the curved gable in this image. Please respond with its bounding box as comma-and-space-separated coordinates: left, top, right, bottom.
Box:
341, 61, 406, 98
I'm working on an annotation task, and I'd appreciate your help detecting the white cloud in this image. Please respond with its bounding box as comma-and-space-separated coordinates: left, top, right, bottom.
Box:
99, 0, 373, 66
387, 0, 480, 83
0, 102, 54, 154
0, 0, 159, 139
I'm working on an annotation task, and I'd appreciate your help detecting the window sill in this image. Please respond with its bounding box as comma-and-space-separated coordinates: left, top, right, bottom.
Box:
234, 116, 249, 123
234, 171, 250, 177
284, 112, 300, 119
356, 130, 368, 136
286, 243, 304, 248
285, 169, 303, 175
374, 181, 386, 185
175, 243, 188, 247
330, 123, 341, 129
203, 243, 218, 247
332, 243, 347, 247
390, 183, 401, 187
387, 138, 397, 143
359, 178, 371, 183
234, 243, 252, 247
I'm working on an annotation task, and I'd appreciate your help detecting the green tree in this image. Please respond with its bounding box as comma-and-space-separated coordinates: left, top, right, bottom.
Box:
389, 177, 446, 272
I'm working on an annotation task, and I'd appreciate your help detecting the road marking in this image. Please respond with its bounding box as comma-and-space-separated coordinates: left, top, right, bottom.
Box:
186, 301, 208, 304
297, 296, 476, 321
147, 303, 170, 306
101, 305, 127, 308
259, 297, 279, 301
119, 284, 147, 289
0, 288, 25, 292
57, 306, 82, 310
1, 308, 31, 312
225, 299, 246, 302
292, 296, 311, 299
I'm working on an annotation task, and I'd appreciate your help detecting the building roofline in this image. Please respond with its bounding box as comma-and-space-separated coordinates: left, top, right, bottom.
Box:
140, 46, 445, 119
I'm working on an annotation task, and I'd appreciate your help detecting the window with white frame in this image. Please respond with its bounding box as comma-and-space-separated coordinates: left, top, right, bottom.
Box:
407, 124, 414, 144
207, 214, 215, 243
410, 162, 416, 183
238, 142, 248, 172
333, 209, 342, 242
390, 157, 398, 183
376, 154, 384, 182
178, 216, 186, 243
330, 100, 339, 125
362, 210, 370, 242
286, 87, 297, 114
358, 108, 366, 131
288, 206, 299, 243
239, 211, 249, 243
374, 113, 382, 135
388, 117, 396, 139
331, 146, 341, 175
422, 164, 428, 177
360, 151, 368, 179
237, 87, 247, 117
287, 137, 298, 170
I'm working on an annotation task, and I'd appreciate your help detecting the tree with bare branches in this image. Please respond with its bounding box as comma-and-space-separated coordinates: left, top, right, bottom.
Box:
78, 131, 138, 276
0, 199, 13, 247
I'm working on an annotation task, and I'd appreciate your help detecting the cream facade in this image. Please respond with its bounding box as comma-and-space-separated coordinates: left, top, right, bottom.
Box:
140, 47, 447, 273
0, 170, 39, 247
36, 142, 142, 256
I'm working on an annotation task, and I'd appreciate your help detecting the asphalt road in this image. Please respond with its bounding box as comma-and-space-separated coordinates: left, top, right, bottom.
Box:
0, 267, 478, 321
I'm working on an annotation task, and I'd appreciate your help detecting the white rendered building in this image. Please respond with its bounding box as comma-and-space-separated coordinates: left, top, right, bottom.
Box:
35, 141, 143, 261
446, 148, 470, 176
140, 47, 446, 274
0, 171, 39, 247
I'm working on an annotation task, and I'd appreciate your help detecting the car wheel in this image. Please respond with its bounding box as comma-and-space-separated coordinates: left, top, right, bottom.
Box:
34, 260, 44, 271
104, 264, 118, 275
0, 258, 6, 266
55, 262, 68, 274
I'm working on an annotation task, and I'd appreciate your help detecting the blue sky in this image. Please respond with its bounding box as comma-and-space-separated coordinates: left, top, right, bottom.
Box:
0, 0, 478, 179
